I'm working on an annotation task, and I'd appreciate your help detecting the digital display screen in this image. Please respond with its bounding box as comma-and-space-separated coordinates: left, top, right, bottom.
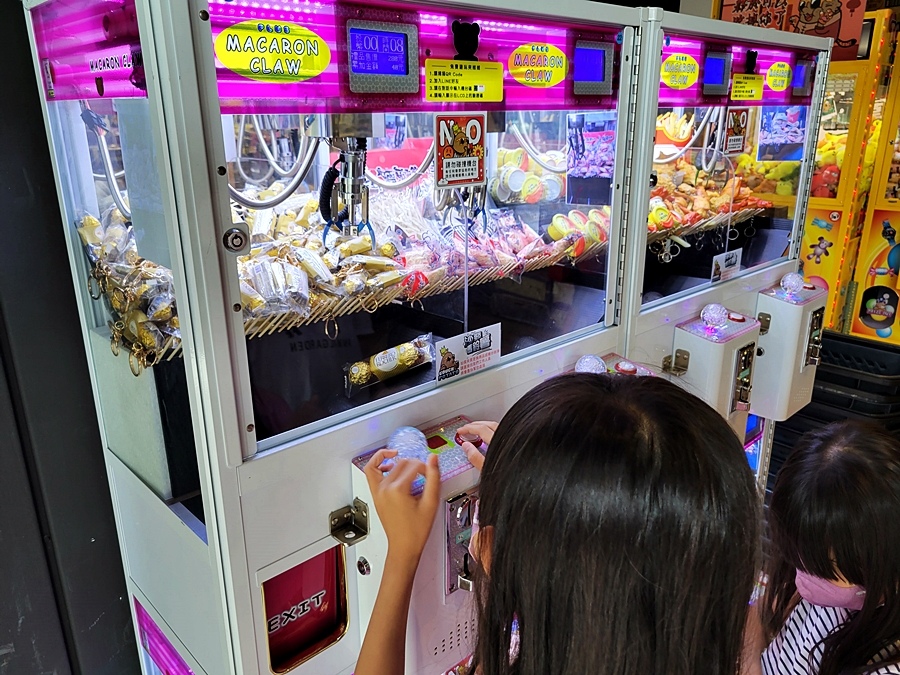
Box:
574, 46, 606, 83
704, 56, 727, 87
349, 28, 408, 76
792, 63, 808, 89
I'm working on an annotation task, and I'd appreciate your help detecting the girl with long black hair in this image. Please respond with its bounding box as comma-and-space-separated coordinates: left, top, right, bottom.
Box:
760, 420, 900, 675
356, 372, 762, 675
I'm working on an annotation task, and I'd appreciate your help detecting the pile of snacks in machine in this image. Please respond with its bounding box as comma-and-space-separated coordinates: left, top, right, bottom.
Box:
76, 172, 612, 361
648, 156, 772, 236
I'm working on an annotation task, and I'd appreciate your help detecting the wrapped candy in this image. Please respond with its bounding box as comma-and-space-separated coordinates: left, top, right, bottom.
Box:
366, 270, 406, 291
282, 262, 310, 315
146, 292, 175, 322
341, 273, 368, 297
340, 255, 402, 272
240, 280, 267, 316
344, 333, 434, 396
322, 248, 342, 271
337, 234, 374, 259
293, 247, 335, 285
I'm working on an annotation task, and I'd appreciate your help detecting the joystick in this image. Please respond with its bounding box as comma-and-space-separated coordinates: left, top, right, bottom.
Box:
780, 272, 804, 297
387, 426, 430, 463
701, 303, 729, 329
575, 354, 608, 374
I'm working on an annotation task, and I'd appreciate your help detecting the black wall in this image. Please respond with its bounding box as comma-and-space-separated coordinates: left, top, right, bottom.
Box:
0, 3, 139, 674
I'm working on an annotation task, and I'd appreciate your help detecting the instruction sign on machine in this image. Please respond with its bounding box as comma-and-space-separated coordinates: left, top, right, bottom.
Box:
434, 112, 487, 189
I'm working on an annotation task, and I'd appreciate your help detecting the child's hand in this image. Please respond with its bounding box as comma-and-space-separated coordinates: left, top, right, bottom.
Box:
364, 449, 442, 562
457, 421, 497, 471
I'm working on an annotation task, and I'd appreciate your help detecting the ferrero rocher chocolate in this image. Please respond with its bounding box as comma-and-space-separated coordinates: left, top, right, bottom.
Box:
348, 361, 372, 386
344, 334, 435, 396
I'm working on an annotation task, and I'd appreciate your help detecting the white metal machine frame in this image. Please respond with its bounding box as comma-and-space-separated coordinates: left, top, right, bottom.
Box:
21, 0, 830, 671
623, 10, 830, 489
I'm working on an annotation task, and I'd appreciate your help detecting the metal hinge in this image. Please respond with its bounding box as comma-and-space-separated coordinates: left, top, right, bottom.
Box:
329, 498, 369, 546
757, 312, 771, 335
662, 349, 690, 376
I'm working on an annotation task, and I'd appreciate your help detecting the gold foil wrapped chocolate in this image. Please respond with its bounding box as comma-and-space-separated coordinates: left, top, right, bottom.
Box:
337, 235, 373, 259
344, 334, 434, 396
347, 361, 371, 386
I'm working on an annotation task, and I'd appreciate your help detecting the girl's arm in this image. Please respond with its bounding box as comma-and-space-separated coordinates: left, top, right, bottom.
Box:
741, 604, 765, 675
356, 451, 441, 675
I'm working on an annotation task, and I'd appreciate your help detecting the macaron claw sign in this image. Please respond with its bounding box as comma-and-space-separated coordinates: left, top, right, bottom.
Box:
214, 20, 331, 83
508, 43, 567, 88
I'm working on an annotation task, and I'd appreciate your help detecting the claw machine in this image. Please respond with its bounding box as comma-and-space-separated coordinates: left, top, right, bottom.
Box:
846, 11, 900, 347
23, 0, 643, 672
799, 10, 897, 332
621, 9, 831, 485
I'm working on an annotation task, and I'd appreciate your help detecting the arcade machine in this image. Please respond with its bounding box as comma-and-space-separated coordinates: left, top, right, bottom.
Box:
846, 11, 900, 347
621, 10, 832, 486
24, 0, 643, 673
799, 9, 897, 332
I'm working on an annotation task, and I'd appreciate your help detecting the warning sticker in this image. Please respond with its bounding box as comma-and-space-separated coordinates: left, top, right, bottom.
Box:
434, 113, 487, 188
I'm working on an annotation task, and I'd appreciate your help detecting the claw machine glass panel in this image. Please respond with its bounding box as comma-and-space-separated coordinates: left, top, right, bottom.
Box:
641, 34, 823, 305
29, 0, 201, 518
207, 1, 629, 446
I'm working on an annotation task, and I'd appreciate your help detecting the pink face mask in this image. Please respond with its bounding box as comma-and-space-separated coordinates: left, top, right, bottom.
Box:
795, 569, 866, 611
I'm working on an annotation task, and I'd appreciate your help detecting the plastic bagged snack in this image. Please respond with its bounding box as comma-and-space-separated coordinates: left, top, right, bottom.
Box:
344, 333, 434, 396
77, 214, 104, 261
341, 272, 367, 297
240, 280, 267, 316
245, 258, 290, 314
99, 221, 135, 262
366, 270, 406, 291
292, 247, 335, 285
281, 262, 310, 315
340, 255, 402, 272
146, 292, 175, 322
337, 234, 374, 259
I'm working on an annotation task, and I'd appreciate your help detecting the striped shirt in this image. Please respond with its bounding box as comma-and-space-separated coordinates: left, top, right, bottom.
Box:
762, 599, 900, 674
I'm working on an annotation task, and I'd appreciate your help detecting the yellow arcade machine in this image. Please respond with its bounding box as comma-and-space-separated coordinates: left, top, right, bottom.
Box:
798, 10, 897, 331
848, 15, 900, 346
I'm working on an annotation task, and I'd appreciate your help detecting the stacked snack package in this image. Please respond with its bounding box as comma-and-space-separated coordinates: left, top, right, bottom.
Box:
77, 206, 180, 354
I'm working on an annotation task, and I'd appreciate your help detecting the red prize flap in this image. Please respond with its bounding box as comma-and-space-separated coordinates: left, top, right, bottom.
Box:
434, 113, 487, 189
263, 546, 348, 673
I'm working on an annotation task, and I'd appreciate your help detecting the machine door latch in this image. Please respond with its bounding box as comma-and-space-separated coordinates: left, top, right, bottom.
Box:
757, 312, 772, 336
330, 498, 369, 546
662, 349, 690, 376
734, 380, 752, 411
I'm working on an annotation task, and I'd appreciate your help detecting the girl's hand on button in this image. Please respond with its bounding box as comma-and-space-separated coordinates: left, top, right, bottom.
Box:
457, 421, 498, 446
462, 441, 485, 471
364, 449, 441, 562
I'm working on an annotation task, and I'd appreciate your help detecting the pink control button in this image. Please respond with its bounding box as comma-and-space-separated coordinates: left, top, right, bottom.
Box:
455, 431, 483, 447
728, 312, 746, 322
615, 360, 638, 375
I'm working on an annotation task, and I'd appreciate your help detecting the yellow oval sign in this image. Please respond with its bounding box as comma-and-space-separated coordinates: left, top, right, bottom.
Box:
214, 20, 331, 83
766, 61, 793, 92
508, 43, 567, 88
660, 53, 699, 90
